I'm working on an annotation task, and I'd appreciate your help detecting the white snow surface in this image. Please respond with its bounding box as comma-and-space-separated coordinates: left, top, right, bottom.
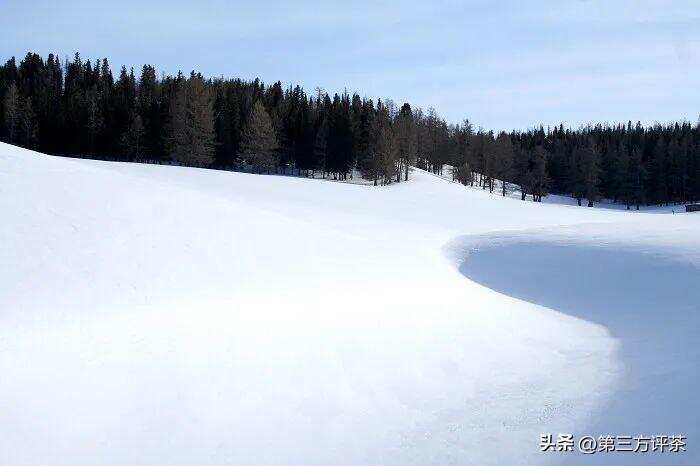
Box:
1, 142, 698, 465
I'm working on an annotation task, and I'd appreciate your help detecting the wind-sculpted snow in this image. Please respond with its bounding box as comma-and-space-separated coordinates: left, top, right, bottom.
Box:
1, 143, 698, 465
455, 229, 700, 465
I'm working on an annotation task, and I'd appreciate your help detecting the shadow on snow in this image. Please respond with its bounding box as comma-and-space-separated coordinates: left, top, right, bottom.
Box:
456, 237, 699, 465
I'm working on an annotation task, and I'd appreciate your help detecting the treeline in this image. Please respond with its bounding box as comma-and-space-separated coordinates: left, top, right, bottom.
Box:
0, 52, 424, 185
442, 122, 700, 208
1, 52, 700, 206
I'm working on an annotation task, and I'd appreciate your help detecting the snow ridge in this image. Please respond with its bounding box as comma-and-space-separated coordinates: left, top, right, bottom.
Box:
1, 143, 697, 466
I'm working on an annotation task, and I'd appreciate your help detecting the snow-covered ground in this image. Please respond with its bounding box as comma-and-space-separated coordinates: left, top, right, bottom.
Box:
1, 142, 697, 465
435, 165, 691, 213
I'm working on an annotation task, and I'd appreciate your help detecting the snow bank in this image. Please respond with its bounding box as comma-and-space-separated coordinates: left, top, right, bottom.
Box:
1, 143, 697, 465
457, 227, 699, 465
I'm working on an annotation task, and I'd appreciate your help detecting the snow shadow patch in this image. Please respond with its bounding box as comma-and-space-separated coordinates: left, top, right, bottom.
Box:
454, 235, 699, 464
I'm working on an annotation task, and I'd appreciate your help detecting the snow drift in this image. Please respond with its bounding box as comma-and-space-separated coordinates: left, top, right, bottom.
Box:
456, 228, 699, 465
1, 142, 698, 465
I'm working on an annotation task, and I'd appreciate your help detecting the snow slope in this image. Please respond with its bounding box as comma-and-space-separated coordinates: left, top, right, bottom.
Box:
1, 142, 698, 465
433, 165, 688, 213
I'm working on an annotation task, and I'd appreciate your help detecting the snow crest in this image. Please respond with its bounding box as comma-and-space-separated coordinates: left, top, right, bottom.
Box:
1, 143, 697, 465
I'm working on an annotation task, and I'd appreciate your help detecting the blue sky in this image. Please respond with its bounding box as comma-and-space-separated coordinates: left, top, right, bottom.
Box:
2, 0, 699, 130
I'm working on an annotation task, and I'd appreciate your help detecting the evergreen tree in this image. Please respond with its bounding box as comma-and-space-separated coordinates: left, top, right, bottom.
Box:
313, 116, 328, 177
571, 142, 600, 206
167, 75, 216, 167
1, 49, 700, 202
327, 93, 354, 179
3, 82, 20, 143
493, 132, 514, 196
628, 148, 647, 210
530, 146, 549, 202
85, 87, 103, 155
121, 112, 145, 161
513, 144, 531, 200
667, 138, 687, 203
355, 99, 375, 181
396, 103, 417, 182
111, 66, 136, 155
454, 159, 473, 186
375, 124, 399, 185
650, 138, 668, 205
137, 64, 161, 160
239, 100, 279, 173
20, 97, 38, 148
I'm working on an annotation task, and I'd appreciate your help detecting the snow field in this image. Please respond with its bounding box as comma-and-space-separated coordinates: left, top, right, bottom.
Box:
1, 142, 697, 465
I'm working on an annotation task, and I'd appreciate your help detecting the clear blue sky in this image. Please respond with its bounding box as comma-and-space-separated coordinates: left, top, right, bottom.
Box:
2, 0, 698, 130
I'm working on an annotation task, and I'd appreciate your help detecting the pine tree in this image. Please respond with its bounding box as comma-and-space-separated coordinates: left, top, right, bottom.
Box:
85, 88, 103, 155
481, 132, 498, 192
667, 138, 687, 203
513, 144, 531, 200
583, 144, 601, 206
571, 143, 600, 206
396, 103, 416, 181
41, 54, 64, 154
327, 93, 354, 179
313, 116, 328, 177
453, 120, 474, 185
3, 82, 20, 143
454, 159, 473, 185
110, 66, 137, 156
167, 75, 216, 167
121, 112, 145, 161
629, 148, 646, 210
20, 97, 38, 148
2, 50, 700, 202
137, 64, 161, 160
494, 132, 514, 196
213, 83, 235, 168
371, 100, 401, 185
375, 124, 399, 185
530, 146, 549, 202
602, 142, 625, 202
651, 138, 668, 205
355, 99, 375, 181
239, 100, 279, 173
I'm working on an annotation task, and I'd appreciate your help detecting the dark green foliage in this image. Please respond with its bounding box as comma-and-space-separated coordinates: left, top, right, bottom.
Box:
1, 51, 699, 200
449, 121, 700, 205
166, 74, 216, 167
239, 101, 278, 172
